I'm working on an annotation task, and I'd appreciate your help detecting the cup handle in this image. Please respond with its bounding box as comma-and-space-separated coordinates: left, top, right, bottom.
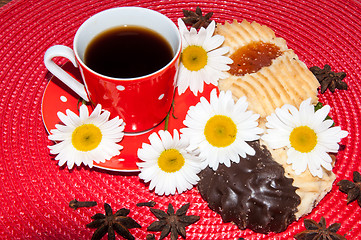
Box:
44, 45, 89, 101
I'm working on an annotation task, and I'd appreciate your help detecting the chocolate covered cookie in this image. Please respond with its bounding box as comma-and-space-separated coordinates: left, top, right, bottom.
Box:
198, 141, 301, 234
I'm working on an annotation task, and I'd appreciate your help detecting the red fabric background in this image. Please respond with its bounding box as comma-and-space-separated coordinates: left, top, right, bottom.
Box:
0, 0, 360, 239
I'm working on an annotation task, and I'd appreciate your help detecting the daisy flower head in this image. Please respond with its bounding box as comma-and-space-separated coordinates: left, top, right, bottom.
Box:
177, 18, 233, 96
48, 104, 125, 169
181, 89, 263, 170
261, 98, 348, 178
137, 129, 202, 196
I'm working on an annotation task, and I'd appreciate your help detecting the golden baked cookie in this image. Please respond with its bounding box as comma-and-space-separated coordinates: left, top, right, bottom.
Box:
216, 20, 320, 124
216, 20, 334, 220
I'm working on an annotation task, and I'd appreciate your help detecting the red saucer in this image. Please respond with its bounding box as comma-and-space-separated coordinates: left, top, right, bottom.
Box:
42, 61, 215, 171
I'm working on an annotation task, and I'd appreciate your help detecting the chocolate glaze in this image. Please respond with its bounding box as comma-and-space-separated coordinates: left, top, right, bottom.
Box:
198, 141, 300, 234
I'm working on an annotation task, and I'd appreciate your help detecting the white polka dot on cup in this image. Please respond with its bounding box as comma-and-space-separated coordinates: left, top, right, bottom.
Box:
116, 85, 125, 91
158, 94, 164, 100
60, 96, 67, 102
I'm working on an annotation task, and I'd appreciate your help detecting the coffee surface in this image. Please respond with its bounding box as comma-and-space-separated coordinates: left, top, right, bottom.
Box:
84, 26, 173, 78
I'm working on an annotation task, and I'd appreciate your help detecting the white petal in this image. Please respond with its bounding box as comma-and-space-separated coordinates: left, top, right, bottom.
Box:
204, 35, 225, 52
177, 18, 188, 35
79, 104, 90, 122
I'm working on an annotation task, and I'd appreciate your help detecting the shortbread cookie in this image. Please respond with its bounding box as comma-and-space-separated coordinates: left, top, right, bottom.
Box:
216, 20, 334, 218
216, 20, 320, 124
197, 20, 336, 234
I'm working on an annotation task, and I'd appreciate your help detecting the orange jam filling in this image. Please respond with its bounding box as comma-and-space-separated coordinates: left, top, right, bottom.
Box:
228, 41, 281, 76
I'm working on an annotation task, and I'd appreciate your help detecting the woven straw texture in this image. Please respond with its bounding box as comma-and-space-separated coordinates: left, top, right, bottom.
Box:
1, 0, 360, 239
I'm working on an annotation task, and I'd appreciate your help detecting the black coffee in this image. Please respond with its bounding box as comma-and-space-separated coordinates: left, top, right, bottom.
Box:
84, 26, 173, 78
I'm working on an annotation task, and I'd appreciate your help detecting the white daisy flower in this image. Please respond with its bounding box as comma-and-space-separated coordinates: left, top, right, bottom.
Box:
137, 129, 202, 196
181, 89, 263, 170
261, 98, 348, 178
48, 104, 125, 169
177, 18, 233, 96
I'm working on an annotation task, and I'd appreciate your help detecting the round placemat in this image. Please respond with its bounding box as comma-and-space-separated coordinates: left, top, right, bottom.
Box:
0, 0, 360, 239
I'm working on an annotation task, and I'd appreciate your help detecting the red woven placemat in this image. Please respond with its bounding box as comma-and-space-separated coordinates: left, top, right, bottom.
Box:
0, 0, 360, 239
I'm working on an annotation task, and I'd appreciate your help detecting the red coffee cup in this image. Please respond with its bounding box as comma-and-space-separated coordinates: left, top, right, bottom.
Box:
44, 7, 181, 133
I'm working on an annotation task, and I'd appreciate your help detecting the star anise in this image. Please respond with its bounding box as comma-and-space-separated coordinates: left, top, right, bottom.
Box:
310, 64, 347, 94
338, 171, 361, 207
69, 199, 97, 210
294, 217, 346, 240
86, 203, 141, 240
147, 203, 200, 240
136, 200, 157, 208
182, 6, 214, 29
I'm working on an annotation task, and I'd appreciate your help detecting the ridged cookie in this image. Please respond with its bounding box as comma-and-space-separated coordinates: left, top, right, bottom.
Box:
216, 20, 320, 124
212, 19, 335, 226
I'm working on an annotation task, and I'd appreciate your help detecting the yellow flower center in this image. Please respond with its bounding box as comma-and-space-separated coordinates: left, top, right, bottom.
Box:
204, 115, 237, 147
72, 124, 102, 152
158, 149, 185, 173
289, 126, 317, 153
181, 45, 208, 71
